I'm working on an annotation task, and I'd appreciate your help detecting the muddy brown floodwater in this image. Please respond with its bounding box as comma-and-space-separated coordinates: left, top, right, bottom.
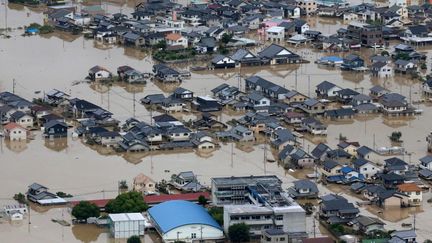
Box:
1, 1, 432, 242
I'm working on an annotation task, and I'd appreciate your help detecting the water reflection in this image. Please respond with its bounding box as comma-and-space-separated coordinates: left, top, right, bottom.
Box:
5, 139, 29, 153
44, 137, 68, 152
72, 224, 105, 243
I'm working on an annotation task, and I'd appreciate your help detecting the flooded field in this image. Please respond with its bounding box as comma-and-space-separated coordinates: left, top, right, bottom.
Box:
2, 0, 432, 242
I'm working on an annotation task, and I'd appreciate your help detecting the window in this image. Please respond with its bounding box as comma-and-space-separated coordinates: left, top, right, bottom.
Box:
191, 233, 196, 239
280, 238, 286, 241
276, 215, 283, 220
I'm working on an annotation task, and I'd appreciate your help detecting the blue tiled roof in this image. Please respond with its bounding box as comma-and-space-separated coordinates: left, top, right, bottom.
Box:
148, 200, 222, 234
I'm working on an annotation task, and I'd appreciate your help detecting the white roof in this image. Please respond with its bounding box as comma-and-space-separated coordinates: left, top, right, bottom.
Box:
109, 213, 145, 222
266, 26, 285, 33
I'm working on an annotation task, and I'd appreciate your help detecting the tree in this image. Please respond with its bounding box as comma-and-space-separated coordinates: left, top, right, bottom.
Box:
119, 180, 128, 190
105, 191, 148, 213
208, 207, 223, 226
13, 193, 27, 204
390, 131, 402, 142
127, 235, 141, 243
221, 33, 233, 44
395, 53, 410, 61
228, 223, 250, 242
198, 195, 208, 206
155, 40, 167, 50
155, 179, 169, 194
381, 51, 389, 56
71, 201, 100, 221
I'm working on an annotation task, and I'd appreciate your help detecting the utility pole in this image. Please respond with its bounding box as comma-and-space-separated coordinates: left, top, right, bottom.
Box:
413, 212, 416, 231
107, 88, 110, 110
263, 140, 267, 175
133, 92, 136, 118
313, 216, 316, 238
12, 78, 16, 94
231, 142, 234, 168
4, 0, 7, 35
295, 69, 298, 90
308, 75, 311, 97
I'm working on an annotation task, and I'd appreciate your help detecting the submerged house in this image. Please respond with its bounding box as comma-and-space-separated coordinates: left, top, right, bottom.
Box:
211, 55, 236, 69
230, 48, 261, 67
340, 54, 364, 70
258, 44, 301, 65
153, 64, 181, 83
27, 183, 67, 205
43, 120, 68, 138
288, 179, 319, 199
88, 65, 112, 81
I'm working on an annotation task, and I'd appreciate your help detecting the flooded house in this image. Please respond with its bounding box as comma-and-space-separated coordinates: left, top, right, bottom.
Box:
288, 179, 319, 199
351, 216, 385, 234
191, 113, 227, 131
43, 120, 68, 138
9, 111, 34, 129
211, 83, 239, 105
315, 81, 342, 99
245, 76, 289, 100
192, 96, 222, 112
195, 37, 218, 54
160, 97, 185, 113
283, 111, 305, 125
88, 65, 112, 81
172, 87, 193, 100
257, 44, 302, 65
320, 160, 343, 177
311, 143, 332, 162
346, 22, 383, 47
3, 122, 28, 141
133, 173, 156, 195
211, 55, 236, 69
319, 194, 359, 224
324, 108, 355, 120
230, 48, 261, 67
370, 61, 393, 78
421, 79, 432, 96
396, 183, 422, 206
190, 131, 218, 150
216, 125, 254, 142
352, 158, 380, 179
270, 129, 296, 151
44, 89, 70, 106
117, 66, 147, 84
26, 183, 67, 205
152, 64, 181, 83
419, 155, 432, 170
278, 145, 314, 168
171, 171, 204, 192
300, 99, 326, 115
340, 54, 365, 71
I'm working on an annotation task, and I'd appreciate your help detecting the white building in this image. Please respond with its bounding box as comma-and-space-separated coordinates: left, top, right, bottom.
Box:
266, 26, 285, 42
108, 213, 146, 239
3, 122, 27, 141
212, 176, 307, 239
224, 204, 306, 236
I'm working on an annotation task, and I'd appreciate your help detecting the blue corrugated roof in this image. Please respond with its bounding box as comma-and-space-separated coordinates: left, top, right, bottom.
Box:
148, 200, 222, 233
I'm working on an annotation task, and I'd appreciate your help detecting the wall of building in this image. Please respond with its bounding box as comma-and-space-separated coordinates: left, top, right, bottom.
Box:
163, 224, 224, 242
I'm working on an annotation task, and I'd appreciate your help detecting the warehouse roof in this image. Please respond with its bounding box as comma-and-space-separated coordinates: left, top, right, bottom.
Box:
148, 200, 222, 233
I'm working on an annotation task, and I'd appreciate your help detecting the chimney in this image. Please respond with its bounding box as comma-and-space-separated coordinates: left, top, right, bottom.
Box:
172, 11, 177, 21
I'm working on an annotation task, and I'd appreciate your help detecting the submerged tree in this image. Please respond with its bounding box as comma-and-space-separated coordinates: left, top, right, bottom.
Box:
127, 235, 141, 243
71, 201, 100, 222
389, 131, 402, 142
